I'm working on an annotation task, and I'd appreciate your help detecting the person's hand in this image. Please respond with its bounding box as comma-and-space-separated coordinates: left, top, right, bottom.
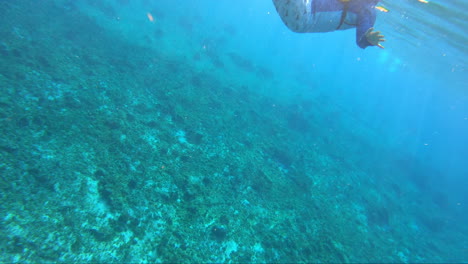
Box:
365, 27, 385, 49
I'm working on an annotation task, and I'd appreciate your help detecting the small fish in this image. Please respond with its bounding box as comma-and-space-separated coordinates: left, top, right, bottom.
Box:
147, 12, 154, 22
375, 6, 389, 12
417, 0, 429, 3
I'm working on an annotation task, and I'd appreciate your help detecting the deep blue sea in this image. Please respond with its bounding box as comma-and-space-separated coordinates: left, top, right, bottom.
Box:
0, 0, 466, 262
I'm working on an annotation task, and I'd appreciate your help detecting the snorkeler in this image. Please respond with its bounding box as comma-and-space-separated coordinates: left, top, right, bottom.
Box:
272, 0, 386, 49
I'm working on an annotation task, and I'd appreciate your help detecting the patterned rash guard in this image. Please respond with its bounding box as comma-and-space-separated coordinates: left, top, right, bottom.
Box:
273, 0, 380, 48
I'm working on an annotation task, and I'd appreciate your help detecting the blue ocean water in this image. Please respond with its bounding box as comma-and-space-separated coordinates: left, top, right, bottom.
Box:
0, 0, 466, 262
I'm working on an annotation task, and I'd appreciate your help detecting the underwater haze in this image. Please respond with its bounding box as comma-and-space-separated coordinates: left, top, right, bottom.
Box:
0, 0, 467, 262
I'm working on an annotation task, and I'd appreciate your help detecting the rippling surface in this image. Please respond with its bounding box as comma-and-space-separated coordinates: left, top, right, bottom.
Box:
380, 0, 467, 72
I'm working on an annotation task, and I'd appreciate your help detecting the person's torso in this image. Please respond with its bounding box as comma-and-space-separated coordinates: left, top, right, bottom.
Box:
313, 0, 376, 13
273, 0, 362, 33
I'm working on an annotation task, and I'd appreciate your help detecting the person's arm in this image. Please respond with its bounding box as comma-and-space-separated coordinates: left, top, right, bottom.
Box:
356, 7, 385, 49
